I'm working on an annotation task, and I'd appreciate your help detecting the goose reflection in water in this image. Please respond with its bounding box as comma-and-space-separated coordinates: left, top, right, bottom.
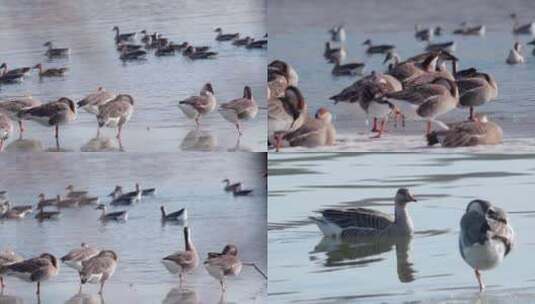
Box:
81, 136, 124, 152
4, 138, 43, 152
180, 130, 216, 151
162, 287, 199, 304
312, 235, 416, 283
65, 292, 104, 304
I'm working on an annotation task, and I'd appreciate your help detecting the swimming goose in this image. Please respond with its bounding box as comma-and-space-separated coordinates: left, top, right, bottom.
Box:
268, 60, 299, 87
97, 94, 134, 139
268, 86, 308, 151
460, 199, 514, 291
453, 22, 486, 36
232, 36, 254, 46
426, 41, 456, 53
56, 195, 79, 208
182, 46, 218, 59
18, 97, 77, 141
161, 206, 188, 223
0, 63, 31, 78
506, 42, 524, 64
34, 207, 61, 221
109, 184, 142, 202
0, 72, 24, 84
232, 187, 254, 196
43, 41, 70, 58
79, 196, 100, 206
218, 86, 258, 135
80, 250, 118, 294
310, 188, 417, 239
37, 193, 58, 209
384, 52, 439, 84
33, 64, 68, 78
455, 68, 498, 120
0, 112, 13, 151
115, 42, 143, 52
331, 58, 365, 76
0, 249, 23, 290
384, 77, 459, 134
112, 26, 136, 44
178, 83, 217, 127
65, 185, 88, 198
204, 244, 242, 292
77, 87, 116, 115
414, 25, 434, 41
155, 41, 177, 56
142, 188, 156, 196
510, 13, 534, 35
0, 253, 59, 295
0, 96, 42, 135
61, 243, 100, 273
119, 47, 147, 61
329, 25, 346, 42
214, 28, 239, 41
324, 42, 346, 63
283, 108, 336, 148
363, 39, 395, 55
426, 114, 502, 147
96, 204, 127, 222
246, 39, 267, 49
222, 179, 242, 192
162, 227, 199, 284
1, 202, 32, 219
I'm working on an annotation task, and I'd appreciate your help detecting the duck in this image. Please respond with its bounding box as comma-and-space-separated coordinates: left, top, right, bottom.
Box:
506, 42, 524, 64
1, 202, 32, 219
182, 46, 218, 59
34, 207, 61, 221
222, 179, 242, 192
0, 96, 42, 135
0, 253, 59, 295
56, 195, 79, 208
0, 63, 31, 78
33, 63, 68, 78
384, 77, 459, 134
0, 112, 13, 151
18, 97, 77, 142
161, 206, 188, 223
43, 41, 70, 58
455, 68, 498, 120
453, 22, 486, 36
37, 193, 58, 209
214, 28, 239, 41
268, 86, 308, 151
384, 51, 439, 84
510, 13, 534, 35
0, 249, 23, 290
329, 25, 346, 42
426, 41, 456, 53
96, 94, 134, 140
204, 244, 242, 292
331, 57, 365, 76
218, 86, 258, 135
178, 83, 217, 127
310, 188, 417, 239
268, 60, 299, 87
65, 185, 88, 198
324, 42, 346, 63
460, 199, 514, 291
96, 204, 128, 222
363, 39, 395, 55
119, 47, 147, 61
77, 87, 116, 115
162, 226, 199, 284
282, 108, 336, 148
80, 250, 118, 294
112, 26, 136, 44
426, 114, 502, 148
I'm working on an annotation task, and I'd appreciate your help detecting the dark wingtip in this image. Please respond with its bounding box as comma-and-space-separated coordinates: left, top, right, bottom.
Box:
426, 132, 439, 146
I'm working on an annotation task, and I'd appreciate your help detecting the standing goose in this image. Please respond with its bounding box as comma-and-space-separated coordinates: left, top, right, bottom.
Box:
204, 244, 242, 292
43, 41, 70, 58
161, 206, 188, 223
214, 28, 239, 41
33, 64, 68, 78
282, 108, 336, 148
331, 57, 365, 76
80, 250, 118, 294
324, 42, 346, 63
309, 188, 417, 239
162, 227, 199, 284
0, 96, 42, 135
460, 200, 514, 291
510, 13, 534, 35
0, 253, 59, 295
455, 69, 498, 120
426, 114, 503, 148
363, 39, 395, 55
62, 243, 100, 291
268, 60, 299, 87
384, 52, 439, 84
506, 42, 524, 64
77, 87, 116, 115
96, 94, 134, 139
0, 112, 13, 151
268, 86, 308, 151
218, 86, 258, 135
96, 204, 128, 222
112, 26, 136, 44
329, 25, 346, 42
0, 249, 23, 290
178, 83, 217, 127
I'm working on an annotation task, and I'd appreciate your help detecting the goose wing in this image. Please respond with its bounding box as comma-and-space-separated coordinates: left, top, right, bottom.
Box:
321, 208, 394, 230
179, 96, 211, 112
221, 98, 254, 114
62, 246, 99, 262
386, 84, 442, 105
163, 251, 195, 266
21, 101, 66, 119
81, 256, 114, 275
3, 256, 49, 274
78, 90, 115, 108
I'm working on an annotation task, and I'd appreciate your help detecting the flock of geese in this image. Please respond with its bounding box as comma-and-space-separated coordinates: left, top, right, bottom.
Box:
0, 178, 261, 298
268, 13, 535, 150
309, 188, 514, 292
0, 26, 263, 151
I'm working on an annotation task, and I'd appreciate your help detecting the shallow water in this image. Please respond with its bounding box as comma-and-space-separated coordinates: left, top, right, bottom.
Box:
0, 0, 267, 152
268, 0, 535, 152
0, 153, 267, 303
268, 153, 535, 303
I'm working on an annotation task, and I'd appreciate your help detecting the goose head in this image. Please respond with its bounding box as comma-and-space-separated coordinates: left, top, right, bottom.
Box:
39, 253, 59, 269
201, 83, 214, 96
466, 199, 508, 226
112, 26, 120, 32
43, 41, 53, 47
315, 107, 332, 123
58, 97, 76, 114
362, 39, 372, 46
38, 193, 46, 200
214, 27, 223, 33
222, 244, 239, 256
243, 86, 252, 99
394, 188, 417, 206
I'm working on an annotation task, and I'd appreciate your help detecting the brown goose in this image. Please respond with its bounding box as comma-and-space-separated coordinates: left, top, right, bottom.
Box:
97, 94, 134, 139
510, 13, 534, 35
204, 244, 242, 292
331, 57, 365, 76
178, 83, 217, 127
218, 86, 258, 135
0, 96, 42, 135
43, 41, 70, 58
0, 253, 59, 295
18, 97, 77, 141
455, 68, 498, 120
384, 52, 439, 84
33, 64, 68, 78
363, 39, 395, 55
0, 112, 12, 151
1, 202, 32, 219
324, 42, 346, 63
268, 60, 299, 87
162, 227, 199, 284
0, 63, 31, 78
214, 28, 239, 41
0, 249, 23, 290
426, 114, 502, 148
268, 86, 308, 151
283, 108, 336, 148
80, 250, 118, 294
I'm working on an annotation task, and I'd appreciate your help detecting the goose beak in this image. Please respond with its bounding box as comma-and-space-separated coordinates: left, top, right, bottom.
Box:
408, 193, 417, 203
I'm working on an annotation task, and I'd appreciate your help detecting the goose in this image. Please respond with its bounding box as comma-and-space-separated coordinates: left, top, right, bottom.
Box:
8, 203, 33, 214
324, 42, 346, 63
43, 41, 70, 58
110, 184, 142, 201
218, 86, 258, 135
268, 60, 299, 87
214, 28, 239, 41
363, 39, 395, 55
33, 64, 68, 78
455, 68, 498, 120
426, 114, 502, 147
460, 200, 514, 291
331, 57, 365, 76
414, 25, 434, 41
0, 112, 13, 151
96, 94, 134, 139
110, 195, 135, 206
96, 204, 128, 222
37, 193, 58, 209
510, 13, 534, 35
178, 83, 217, 127
115, 42, 143, 52
161, 206, 188, 223
18, 97, 77, 141
384, 77, 459, 134
119, 47, 147, 61
77, 87, 116, 115
155, 42, 177, 56
0, 63, 31, 77
79, 196, 100, 206
232, 36, 254, 46
56, 195, 79, 208
310, 188, 417, 239
168, 41, 189, 51
1, 202, 32, 219
268, 86, 308, 151
282, 108, 336, 148
232, 187, 254, 196
34, 207, 61, 221
0, 253, 59, 295
182, 46, 218, 59
0, 96, 42, 135
0, 249, 23, 290
329, 25, 346, 42
204, 244, 242, 292
61, 243, 100, 272
506, 42, 524, 64
222, 179, 242, 192
426, 41, 456, 53
403, 61, 455, 88
0, 72, 24, 84
139, 30, 151, 44
112, 26, 136, 43
246, 39, 267, 49
142, 188, 156, 196
65, 185, 88, 198
384, 52, 439, 84
453, 22, 486, 36
162, 226, 199, 284
80, 250, 118, 294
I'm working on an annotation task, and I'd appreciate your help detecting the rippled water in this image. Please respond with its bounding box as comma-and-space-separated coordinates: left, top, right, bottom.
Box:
268, 153, 535, 303
0, 153, 267, 303
0, 0, 267, 152
268, 0, 535, 152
